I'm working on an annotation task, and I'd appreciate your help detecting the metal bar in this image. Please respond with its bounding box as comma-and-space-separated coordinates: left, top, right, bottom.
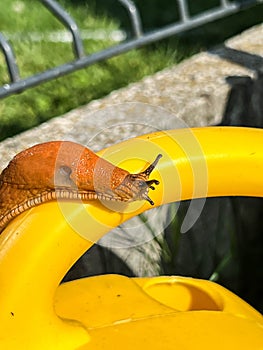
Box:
221, 0, 230, 8
40, 0, 85, 58
118, 0, 143, 38
0, 33, 20, 83
0, 0, 261, 98
177, 0, 190, 22
236, 0, 263, 8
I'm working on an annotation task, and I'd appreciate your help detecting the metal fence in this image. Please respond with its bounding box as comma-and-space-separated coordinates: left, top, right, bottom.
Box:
0, 0, 262, 99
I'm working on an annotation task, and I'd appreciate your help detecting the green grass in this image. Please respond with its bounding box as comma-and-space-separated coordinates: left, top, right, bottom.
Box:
0, 0, 184, 141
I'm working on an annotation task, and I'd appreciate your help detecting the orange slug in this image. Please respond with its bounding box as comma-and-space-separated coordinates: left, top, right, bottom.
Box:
0, 141, 162, 233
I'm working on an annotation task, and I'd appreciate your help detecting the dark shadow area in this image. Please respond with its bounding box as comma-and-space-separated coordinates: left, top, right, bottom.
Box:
63, 243, 135, 282
211, 45, 263, 71
211, 45, 263, 127
68, 1, 263, 48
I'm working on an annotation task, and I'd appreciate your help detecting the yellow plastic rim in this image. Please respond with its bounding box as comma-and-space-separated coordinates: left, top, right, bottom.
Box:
0, 127, 263, 349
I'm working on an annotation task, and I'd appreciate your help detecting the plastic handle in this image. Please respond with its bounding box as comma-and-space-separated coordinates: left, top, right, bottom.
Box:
0, 126, 263, 348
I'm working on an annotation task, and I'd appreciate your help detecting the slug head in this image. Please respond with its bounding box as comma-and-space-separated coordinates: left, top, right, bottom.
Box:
114, 154, 162, 205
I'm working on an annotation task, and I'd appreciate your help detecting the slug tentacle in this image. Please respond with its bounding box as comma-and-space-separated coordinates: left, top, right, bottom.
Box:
140, 154, 163, 179
113, 154, 162, 206
0, 141, 162, 233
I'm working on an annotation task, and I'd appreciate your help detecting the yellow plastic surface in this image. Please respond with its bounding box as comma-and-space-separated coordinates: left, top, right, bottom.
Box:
0, 127, 263, 349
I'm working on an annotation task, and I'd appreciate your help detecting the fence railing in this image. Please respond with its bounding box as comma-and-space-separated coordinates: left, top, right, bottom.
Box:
0, 0, 262, 99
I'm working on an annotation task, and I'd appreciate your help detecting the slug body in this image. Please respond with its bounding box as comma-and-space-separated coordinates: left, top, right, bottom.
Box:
0, 141, 161, 233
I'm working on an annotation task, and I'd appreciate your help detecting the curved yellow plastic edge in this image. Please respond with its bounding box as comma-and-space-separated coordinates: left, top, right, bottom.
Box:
0, 127, 263, 349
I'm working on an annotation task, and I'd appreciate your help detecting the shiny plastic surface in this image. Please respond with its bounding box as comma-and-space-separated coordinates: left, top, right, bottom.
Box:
0, 127, 262, 349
